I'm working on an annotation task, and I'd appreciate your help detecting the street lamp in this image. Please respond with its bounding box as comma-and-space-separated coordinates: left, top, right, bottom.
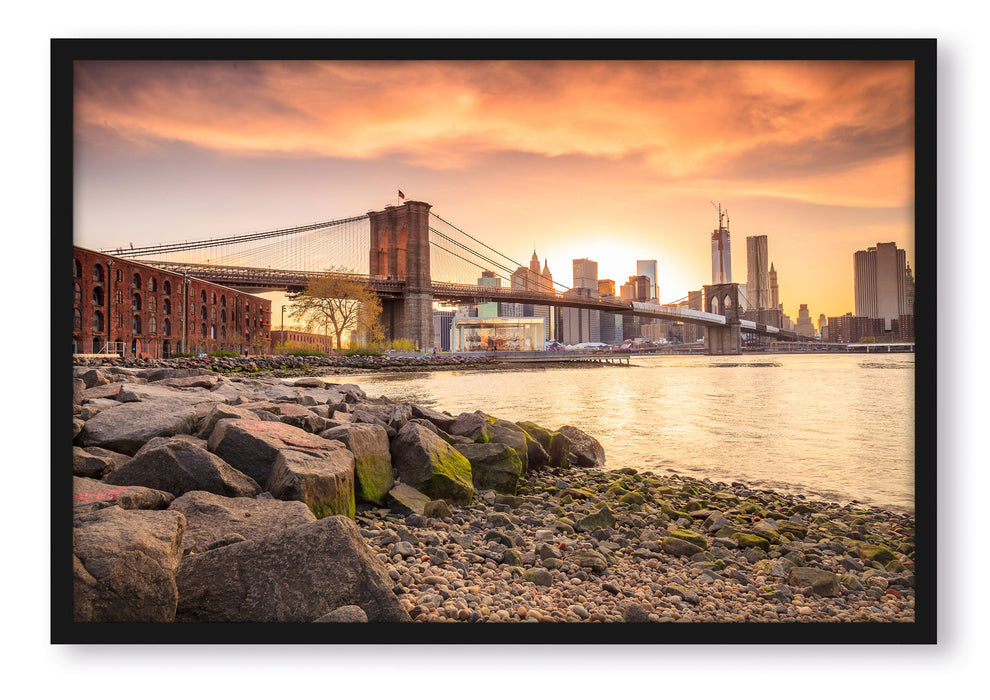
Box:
281, 305, 286, 334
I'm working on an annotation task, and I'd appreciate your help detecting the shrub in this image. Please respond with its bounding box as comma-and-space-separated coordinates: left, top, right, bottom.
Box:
207, 350, 240, 358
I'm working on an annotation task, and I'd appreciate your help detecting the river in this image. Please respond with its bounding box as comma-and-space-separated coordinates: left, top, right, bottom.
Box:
335, 353, 915, 515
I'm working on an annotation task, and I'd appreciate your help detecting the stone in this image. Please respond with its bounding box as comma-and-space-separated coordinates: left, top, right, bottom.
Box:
661, 536, 704, 557
663, 584, 700, 605
424, 499, 453, 519
315, 605, 369, 623
556, 425, 606, 468
73, 445, 130, 479
455, 442, 524, 494
568, 549, 608, 572
167, 490, 316, 554
265, 445, 356, 519
388, 483, 433, 515
73, 377, 85, 410
77, 368, 112, 388
787, 567, 841, 597
73, 506, 186, 622
517, 421, 570, 469
73, 476, 174, 513
574, 505, 617, 532
208, 419, 344, 486
78, 396, 207, 455
195, 404, 265, 439
320, 424, 393, 504
449, 410, 495, 443
106, 437, 262, 498
176, 516, 410, 623
390, 422, 474, 504
667, 527, 708, 550
731, 532, 771, 552
521, 567, 554, 586
858, 543, 899, 564
623, 603, 651, 622
159, 375, 220, 390
410, 404, 456, 432
488, 419, 531, 472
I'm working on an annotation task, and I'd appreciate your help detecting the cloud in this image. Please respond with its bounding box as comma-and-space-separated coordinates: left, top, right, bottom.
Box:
74, 59, 915, 209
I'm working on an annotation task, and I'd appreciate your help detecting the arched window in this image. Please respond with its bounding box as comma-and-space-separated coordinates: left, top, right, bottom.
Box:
73, 308, 82, 331
73, 259, 82, 278
73, 283, 81, 304
92, 311, 104, 333
200, 289, 207, 303
220, 309, 226, 324
210, 324, 216, 339
220, 325, 226, 339
115, 268, 122, 282
220, 295, 226, 308
116, 312, 123, 329
133, 315, 142, 334
115, 289, 123, 305
92, 337, 103, 354
148, 316, 157, 334
93, 264, 104, 282
212, 292, 217, 305
163, 280, 171, 295
149, 296, 157, 313
149, 278, 157, 292
163, 298, 171, 315
201, 322, 207, 337
132, 273, 141, 289
163, 318, 171, 336
93, 286, 104, 306
210, 308, 217, 322
132, 292, 141, 311
200, 305, 207, 320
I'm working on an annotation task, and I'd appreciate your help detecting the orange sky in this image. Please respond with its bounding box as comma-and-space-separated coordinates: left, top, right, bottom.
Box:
73, 59, 915, 320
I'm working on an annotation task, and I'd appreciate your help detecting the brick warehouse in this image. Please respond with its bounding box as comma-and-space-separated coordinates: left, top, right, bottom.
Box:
72, 246, 272, 358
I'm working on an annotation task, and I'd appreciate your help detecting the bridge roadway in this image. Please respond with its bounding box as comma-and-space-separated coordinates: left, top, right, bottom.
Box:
144, 261, 801, 340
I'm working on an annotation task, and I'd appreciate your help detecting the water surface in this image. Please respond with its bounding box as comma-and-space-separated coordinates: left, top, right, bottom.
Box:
338, 353, 915, 514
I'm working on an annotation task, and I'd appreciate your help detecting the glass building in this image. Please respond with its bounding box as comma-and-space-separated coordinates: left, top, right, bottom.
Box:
452, 317, 545, 352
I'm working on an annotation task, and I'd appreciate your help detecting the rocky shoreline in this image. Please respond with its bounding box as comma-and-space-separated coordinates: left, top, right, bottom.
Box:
70, 364, 915, 625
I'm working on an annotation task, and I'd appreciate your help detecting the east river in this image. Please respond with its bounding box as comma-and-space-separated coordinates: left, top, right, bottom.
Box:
340, 353, 915, 515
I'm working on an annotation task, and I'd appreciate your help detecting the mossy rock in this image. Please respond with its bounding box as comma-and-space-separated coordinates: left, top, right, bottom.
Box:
730, 532, 771, 552
522, 567, 554, 586
858, 543, 898, 564
740, 502, 766, 516
685, 500, 705, 512
619, 492, 646, 506
606, 483, 630, 497
661, 536, 703, 557
668, 527, 708, 550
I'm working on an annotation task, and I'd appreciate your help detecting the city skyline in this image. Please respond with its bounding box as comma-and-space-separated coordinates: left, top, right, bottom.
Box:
73, 59, 915, 319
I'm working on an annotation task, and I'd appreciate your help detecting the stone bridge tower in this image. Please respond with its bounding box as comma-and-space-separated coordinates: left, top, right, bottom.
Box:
702, 282, 742, 355
368, 200, 433, 349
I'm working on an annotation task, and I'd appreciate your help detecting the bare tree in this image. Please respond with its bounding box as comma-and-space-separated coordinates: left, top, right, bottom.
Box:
288, 270, 384, 351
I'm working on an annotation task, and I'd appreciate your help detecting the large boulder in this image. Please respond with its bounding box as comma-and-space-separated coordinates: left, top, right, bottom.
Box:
207, 419, 344, 486
106, 437, 261, 498
390, 422, 474, 504
73, 476, 174, 513
448, 411, 495, 443
556, 425, 606, 468
194, 403, 263, 440
265, 445, 356, 519
517, 421, 571, 469
167, 491, 316, 554
78, 396, 210, 455
73, 445, 130, 479
73, 506, 186, 622
320, 424, 393, 504
488, 419, 531, 473
455, 442, 524, 494
175, 516, 410, 622
410, 404, 456, 432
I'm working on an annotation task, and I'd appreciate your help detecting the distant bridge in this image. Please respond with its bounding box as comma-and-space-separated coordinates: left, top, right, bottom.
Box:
105, 200, 807, 353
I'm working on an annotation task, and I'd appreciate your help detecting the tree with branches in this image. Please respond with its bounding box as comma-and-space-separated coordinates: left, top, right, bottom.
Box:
288, 270, 384, 351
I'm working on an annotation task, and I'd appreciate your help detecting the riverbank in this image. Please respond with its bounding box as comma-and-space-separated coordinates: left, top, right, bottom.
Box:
70, 367, 915, 626
72, 353, 628, 377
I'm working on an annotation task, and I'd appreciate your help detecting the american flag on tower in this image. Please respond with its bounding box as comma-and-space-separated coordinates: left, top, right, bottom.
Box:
398, 190, 405, 199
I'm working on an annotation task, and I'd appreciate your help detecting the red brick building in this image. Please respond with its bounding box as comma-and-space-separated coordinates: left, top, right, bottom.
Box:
269, 330, 334, 354
73, 246, 272, 358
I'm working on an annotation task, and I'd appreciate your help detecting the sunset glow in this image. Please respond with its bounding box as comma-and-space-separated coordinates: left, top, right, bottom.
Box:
73, 59, 916, 319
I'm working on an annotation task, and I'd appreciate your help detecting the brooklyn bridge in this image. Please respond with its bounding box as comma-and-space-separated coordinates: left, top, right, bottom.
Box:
104, 199, 805, 355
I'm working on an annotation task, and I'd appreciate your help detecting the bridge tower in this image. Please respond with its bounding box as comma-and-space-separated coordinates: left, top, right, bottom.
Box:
702, 282, 742, 355
368, 200, 433, 349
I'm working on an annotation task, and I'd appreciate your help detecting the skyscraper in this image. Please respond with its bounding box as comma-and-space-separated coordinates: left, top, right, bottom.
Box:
710, 206, 732, 284
746, 235, 770, 310
854, 242, 909, 331
769, 263, 779, 310
572, 258, 599, 294
795, 304, 815, 337
636, 260, 659, 301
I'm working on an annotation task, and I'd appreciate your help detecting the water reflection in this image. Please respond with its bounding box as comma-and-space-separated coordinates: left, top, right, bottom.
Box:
339, 353, 914, 513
